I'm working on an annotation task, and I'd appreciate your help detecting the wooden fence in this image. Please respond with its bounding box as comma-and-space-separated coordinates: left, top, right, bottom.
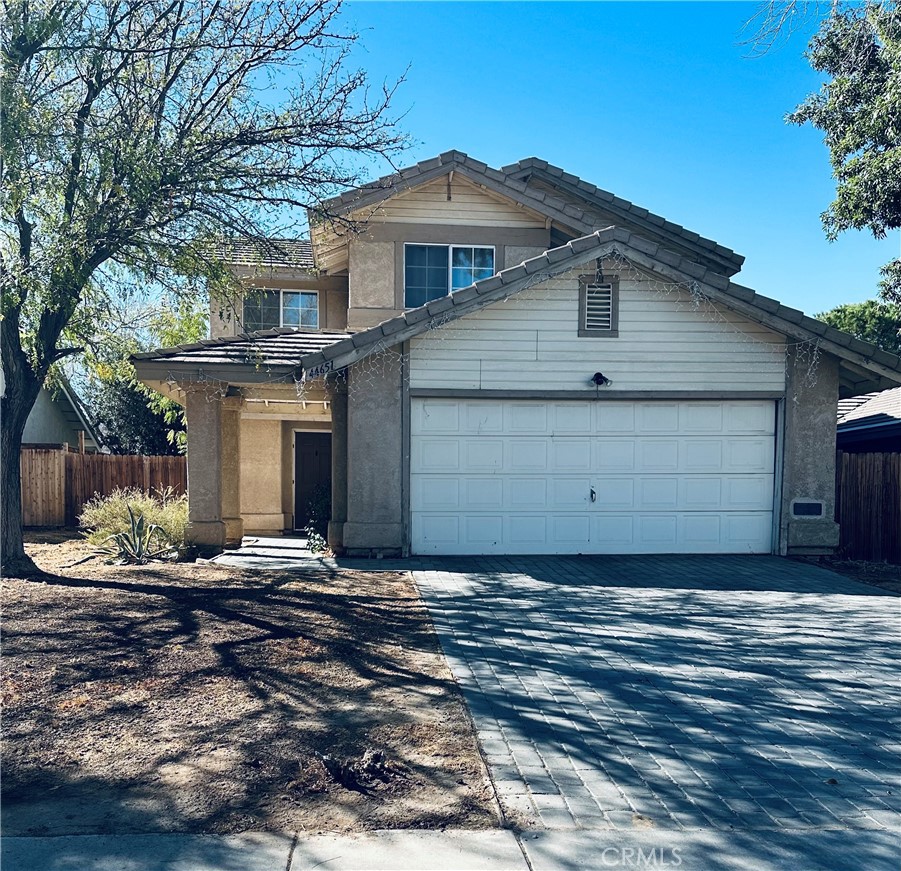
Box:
21, 446, 187, 528
835, 451, 901, 564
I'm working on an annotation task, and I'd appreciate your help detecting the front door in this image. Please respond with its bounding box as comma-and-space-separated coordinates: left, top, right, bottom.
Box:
294, 432, 331, 530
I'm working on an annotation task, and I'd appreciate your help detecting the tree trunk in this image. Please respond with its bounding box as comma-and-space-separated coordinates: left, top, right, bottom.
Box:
1, 351, 43, 577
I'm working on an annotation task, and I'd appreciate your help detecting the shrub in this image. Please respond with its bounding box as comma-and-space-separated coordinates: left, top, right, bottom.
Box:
97, 504, 177, 564
79, 487, 188, 550
303, 482, 331, 554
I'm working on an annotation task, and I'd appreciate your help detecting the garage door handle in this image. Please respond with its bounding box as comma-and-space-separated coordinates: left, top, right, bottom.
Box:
590, 487, 597, 503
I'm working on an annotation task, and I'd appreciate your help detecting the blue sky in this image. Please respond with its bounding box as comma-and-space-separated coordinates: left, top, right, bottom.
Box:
342, 1, 897, 315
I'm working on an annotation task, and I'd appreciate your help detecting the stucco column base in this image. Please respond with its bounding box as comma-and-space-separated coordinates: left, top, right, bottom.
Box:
787, 519, 840, 555
186, 520, 227, 550
342, 521, 403, 557
328, 521, 345, 553
223, 516, 244, 546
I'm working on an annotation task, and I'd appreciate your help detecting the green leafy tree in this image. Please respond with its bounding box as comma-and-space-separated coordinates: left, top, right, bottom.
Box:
87, 376, 181, 455
817, 299, 901, 355
1, 0, 406, 575
788, 2, 901, 302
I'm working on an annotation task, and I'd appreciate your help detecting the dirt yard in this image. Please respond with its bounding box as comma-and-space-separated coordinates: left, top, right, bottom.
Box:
1, 534, 497, 836
792, 555, 901, 595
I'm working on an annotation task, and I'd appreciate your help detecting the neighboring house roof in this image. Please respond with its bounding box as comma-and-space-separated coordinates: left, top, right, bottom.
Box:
219, 238, 314, 271
135, 227, 901, 397
313, 150, 742, 276
23, 375, 107, 451
837, 387, 901, 434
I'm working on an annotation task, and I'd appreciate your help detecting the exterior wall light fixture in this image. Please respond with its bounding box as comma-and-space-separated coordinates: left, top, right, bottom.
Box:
590, 371, 612, 399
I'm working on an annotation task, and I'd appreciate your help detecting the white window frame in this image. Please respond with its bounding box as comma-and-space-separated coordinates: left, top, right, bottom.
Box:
243, 288, 320, 331
403, 243, 496, 307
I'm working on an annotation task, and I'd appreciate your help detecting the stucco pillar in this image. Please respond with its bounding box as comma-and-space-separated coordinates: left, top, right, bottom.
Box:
327, 380, 348, 552
220, 396, 244, 544
342, 351, 405, 556
184, 386, 243, 552
779, 347, 841, 555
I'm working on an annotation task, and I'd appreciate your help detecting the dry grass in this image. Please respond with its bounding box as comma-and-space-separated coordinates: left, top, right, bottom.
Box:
1, 534, 497, 836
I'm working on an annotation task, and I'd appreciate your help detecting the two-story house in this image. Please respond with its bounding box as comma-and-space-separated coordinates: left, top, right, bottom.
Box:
133, 151, 901, 557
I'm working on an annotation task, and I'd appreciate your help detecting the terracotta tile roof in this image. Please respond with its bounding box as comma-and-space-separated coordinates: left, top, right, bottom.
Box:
316, 151, 743, 274
219, 238, 314, 270
502, 157, 744, 274
133, 328, 350, 370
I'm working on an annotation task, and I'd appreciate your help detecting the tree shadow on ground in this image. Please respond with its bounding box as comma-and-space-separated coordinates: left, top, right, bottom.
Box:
412, 554, 900, 835
1, 559, 496, 836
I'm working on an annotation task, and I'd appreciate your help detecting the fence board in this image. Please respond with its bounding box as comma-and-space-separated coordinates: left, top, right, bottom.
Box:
20, 448, 186, 528
20, 448, 66, 527
836, 451, 901, 564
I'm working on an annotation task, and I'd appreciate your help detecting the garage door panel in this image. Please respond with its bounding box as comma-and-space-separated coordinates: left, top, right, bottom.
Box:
637, 403, 680, 432
725, 401, 775, 433
639, 478, 680, 510
551, 439, 591, 471
683, 440, 724, 471
411, 399, 775, 555
413, 477, 460, 510
592, 515, 635, 545
464, 402, 503, 433
554, 515, 590, 543
465, 439, 503, 470
596, 403, 635, 432
415, 439, 460, 472
595, 440, 635, 470
553, 403, 592, 433
506, 403, 548, 432
551, 478, 591, 509
726, 438, 774, 472
680, 403, 725, 432
597, 478, 635, 509
638, 440, 679, 471
509, 515, 547, 545
509, 439, 546, 470
510, 478, 547, 508
463, 478, 504, 510
415, 401, 460, 434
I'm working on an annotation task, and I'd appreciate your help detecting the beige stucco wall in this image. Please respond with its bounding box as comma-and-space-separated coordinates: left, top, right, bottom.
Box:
240, 418, 284, 533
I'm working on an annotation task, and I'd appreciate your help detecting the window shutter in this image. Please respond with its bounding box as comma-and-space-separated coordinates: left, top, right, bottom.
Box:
584, 284, 614, 331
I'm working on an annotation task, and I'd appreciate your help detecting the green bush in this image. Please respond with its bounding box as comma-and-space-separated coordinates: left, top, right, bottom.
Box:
303, 482, 331, 554
79, 487, 188, 549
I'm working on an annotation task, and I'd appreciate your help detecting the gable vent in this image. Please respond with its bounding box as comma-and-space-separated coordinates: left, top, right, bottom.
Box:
584, 284, 614, 331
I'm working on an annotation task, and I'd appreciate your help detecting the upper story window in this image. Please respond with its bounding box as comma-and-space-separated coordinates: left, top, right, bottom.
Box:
578, 274, 619, 337
404, 244, 495, 308
242, 289, 319, 332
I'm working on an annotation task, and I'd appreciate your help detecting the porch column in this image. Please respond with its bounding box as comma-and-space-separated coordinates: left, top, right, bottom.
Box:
327, 379, 348, 552
184, 386, 243, 552
220, 396, 244, 545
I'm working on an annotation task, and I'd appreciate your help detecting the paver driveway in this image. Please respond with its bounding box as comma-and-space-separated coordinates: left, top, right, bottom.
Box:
414, 556, 900, 838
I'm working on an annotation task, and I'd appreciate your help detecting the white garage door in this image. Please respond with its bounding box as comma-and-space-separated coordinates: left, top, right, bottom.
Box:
410, 399, 776, 555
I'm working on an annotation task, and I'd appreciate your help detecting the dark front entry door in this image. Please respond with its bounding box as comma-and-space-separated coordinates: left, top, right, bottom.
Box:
294, 432, 331, 530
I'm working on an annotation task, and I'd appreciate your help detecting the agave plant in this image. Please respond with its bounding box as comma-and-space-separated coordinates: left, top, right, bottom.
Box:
98, 504, 177, 564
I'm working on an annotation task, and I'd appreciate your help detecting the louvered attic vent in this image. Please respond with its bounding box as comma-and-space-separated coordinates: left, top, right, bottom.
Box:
584, 284, 614, 331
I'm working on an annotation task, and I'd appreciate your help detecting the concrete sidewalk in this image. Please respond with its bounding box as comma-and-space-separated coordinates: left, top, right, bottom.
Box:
4, 826, 899, 870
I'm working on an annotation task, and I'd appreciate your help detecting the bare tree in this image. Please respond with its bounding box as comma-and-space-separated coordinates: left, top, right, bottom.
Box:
739, 1, 835, 57
1, 0, 407, 575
